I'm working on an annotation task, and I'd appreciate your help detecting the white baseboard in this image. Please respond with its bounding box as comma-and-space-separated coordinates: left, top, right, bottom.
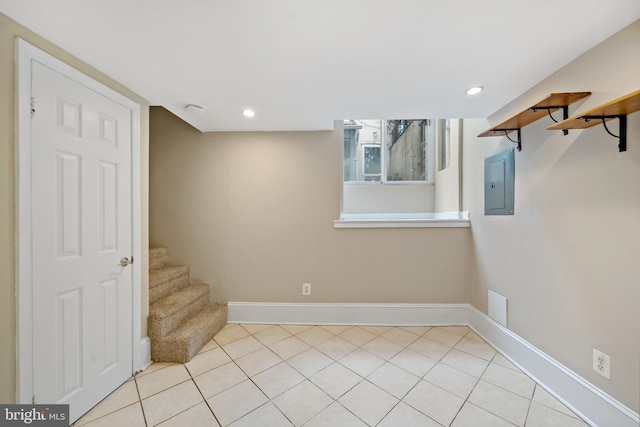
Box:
138, 337, 152, 373
227, 301, 639, 427
228, 302, 468, 326
467, 306, 639, 427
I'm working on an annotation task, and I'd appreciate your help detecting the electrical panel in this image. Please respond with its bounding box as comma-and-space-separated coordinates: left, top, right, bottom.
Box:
484, 148, 514, 215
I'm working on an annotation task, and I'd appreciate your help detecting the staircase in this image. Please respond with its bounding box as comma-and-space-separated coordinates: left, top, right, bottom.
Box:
148, 247, 227, 363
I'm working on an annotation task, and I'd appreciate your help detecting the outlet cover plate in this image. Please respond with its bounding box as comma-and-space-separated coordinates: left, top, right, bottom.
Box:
593, 348, 611, 380
302, 283, 311, 296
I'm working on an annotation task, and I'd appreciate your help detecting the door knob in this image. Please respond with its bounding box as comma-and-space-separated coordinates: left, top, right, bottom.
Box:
119, 257, 133, 267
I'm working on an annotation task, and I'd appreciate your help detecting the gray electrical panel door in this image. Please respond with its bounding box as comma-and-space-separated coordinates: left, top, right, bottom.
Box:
484, 148, 515, 215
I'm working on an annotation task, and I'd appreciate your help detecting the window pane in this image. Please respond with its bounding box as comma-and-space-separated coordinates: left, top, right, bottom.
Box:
343, 120, 382, 182
386, 120, 427, 181
438, 119, 450, 171
344, 127, 358, 181
364, 146, 381, 174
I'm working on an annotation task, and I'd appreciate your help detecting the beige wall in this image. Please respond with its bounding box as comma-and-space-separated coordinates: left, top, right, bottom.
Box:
463, 20, 640, 411
0, 13, 149, 404
149, 107, 473, 305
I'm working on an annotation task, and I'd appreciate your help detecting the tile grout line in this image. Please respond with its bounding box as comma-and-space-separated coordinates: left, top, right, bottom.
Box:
523, 383, 538, 426
74, 379, 145, 427
447, 347, 497, 427
432, 334, 472, 427
132, 375, 149, 427
184, 360, 224, 427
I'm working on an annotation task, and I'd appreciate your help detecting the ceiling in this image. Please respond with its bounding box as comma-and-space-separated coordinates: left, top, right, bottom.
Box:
2, 1, 639, 132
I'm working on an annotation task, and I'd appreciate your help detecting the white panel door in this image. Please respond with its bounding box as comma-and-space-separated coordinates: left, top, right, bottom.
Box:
30, 60, 133, 422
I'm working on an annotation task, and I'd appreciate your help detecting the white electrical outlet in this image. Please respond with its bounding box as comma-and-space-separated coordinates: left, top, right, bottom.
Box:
593, 349, 611, 380
302, 283, 311, 296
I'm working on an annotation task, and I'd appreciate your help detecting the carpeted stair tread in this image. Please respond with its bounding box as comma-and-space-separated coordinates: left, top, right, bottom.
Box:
150, 304, 227, 363
149, 284, 209, 318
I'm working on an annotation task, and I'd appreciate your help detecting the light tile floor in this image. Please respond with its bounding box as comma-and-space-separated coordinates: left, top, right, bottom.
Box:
73, 324, 590, 426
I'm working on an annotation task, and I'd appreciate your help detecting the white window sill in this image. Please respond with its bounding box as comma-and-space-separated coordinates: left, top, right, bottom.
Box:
344, 181, 435, 186
333, 211, 470, 229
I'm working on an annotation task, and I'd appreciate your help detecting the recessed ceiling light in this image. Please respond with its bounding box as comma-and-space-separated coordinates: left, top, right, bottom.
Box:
185, 104, 205, 114
242, 109, 256, 118
466, 86, 484, 95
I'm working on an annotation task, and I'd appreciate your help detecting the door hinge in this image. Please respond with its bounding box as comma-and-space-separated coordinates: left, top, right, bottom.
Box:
32, 394, 36, 404
30, 97, 36, 117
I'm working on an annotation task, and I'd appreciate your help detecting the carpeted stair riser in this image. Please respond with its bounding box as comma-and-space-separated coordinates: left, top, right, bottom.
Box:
149, 264, 189, 288
149, 247, 170, 270
151, 304, 227, 363
147, 284, 210, 339
149, 266, 190, 304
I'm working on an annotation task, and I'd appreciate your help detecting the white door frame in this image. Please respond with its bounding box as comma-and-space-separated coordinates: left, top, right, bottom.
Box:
15, 38, 143, 404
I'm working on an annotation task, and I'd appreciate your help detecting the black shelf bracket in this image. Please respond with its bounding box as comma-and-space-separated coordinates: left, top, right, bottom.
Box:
581, 115, 627, 152
493, 128, 521, 151
530, 106, 569, 135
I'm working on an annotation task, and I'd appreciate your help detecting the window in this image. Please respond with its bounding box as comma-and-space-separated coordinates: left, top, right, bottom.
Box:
338, 118, 468, 227
343, 119, 434, 184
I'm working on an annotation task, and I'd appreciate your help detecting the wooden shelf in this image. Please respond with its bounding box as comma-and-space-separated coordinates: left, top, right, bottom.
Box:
478, 92, 591, 151
548, 90, 640, 152
548, 89, 640, 129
